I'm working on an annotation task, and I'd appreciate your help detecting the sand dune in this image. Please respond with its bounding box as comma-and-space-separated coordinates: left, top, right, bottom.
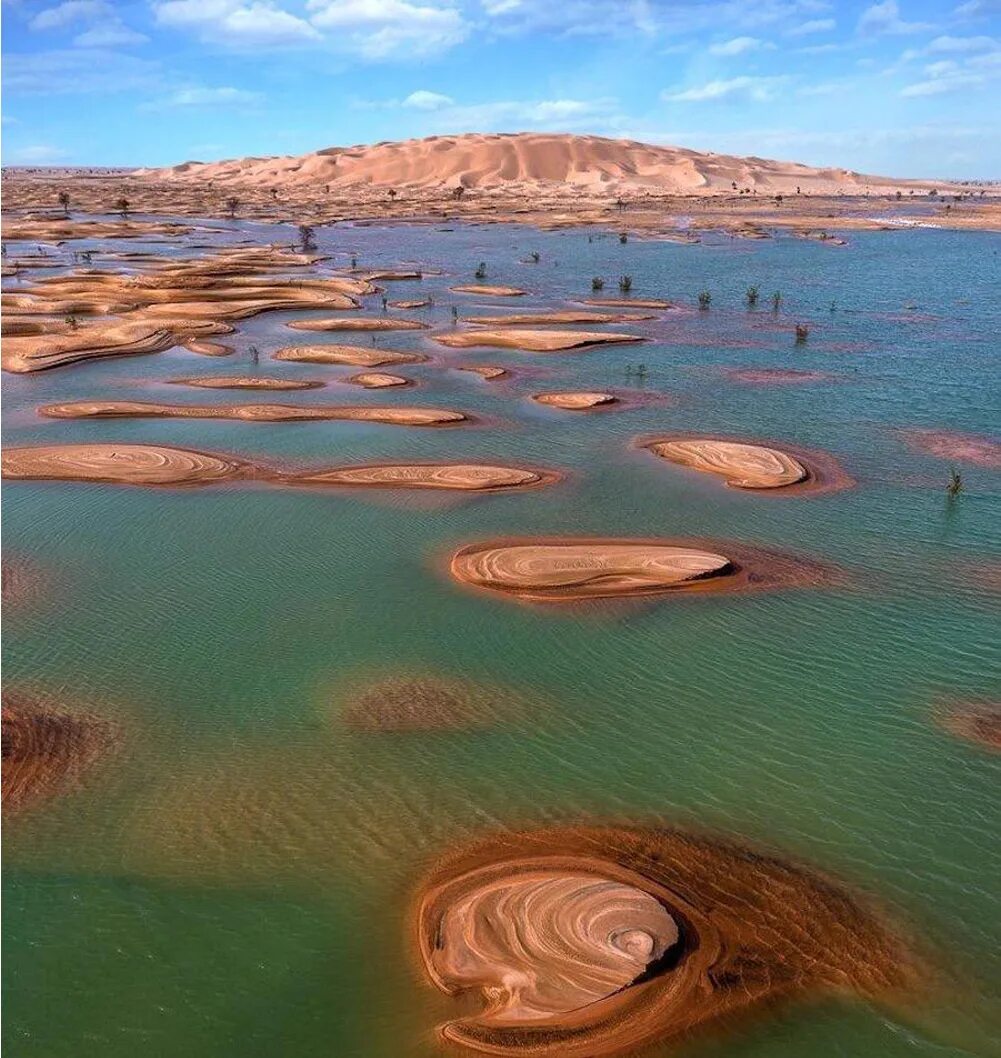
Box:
136, 132, 945, 195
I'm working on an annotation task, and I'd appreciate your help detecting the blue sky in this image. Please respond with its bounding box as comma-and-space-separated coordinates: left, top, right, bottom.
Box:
2, 0, 999, 176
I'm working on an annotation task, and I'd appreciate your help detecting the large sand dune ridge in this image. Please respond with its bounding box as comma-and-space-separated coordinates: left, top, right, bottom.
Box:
135, 132, 944, 195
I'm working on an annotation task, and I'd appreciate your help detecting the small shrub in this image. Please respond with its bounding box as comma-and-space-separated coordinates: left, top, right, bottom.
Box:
619, 232, 628, 243
591, 276, 605, 291
794, 323, 809, 344
58, 190, 70, 217
529, 251, 540, 263
64, 314, 78, 330
698, 290, 712, 310
771, 291, 781, 313
474, 261, 487, 279
745, 285, 759, 308
453, 186, 464, 200
115, 197, 130, 219
946, 469, 963, 497
619, 275, 633, 293
226, 197, 239, 219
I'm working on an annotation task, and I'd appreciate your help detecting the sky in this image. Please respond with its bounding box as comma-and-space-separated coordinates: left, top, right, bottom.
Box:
2, 0, 999, 177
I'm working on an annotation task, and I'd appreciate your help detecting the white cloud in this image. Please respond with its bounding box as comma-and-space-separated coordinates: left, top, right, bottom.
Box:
419, 96, 621, 132
402, 89, 454, 109
154, 1, 321, 47
786, 18, 835, 37
2, 49, 162, 94
7, 144, 70, 163
29, 1, 105, 31
157, 86, 263, 106
74, 23, 149, 47
857, 1, 933, 36
306, 0, 469, 58
925, 34, 997, 53
708, 35, 770, 56
662, 75, 788, 103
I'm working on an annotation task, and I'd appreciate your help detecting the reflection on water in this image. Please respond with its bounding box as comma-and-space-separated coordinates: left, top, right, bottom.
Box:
3, 219, 1000, 1058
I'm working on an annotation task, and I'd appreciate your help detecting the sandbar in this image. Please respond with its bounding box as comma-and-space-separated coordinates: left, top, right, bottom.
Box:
39, 400, 468, 427
449, 536, 842, 602
583, 297, 675, 309
2, 443, 248, 486
170, 376, 324, 390
417, 824, 913, 1057
723, 367, 835, 385
274, 344, 426, 367
450, 285, 526, 297
343, 372, 412, 388
533, 392, 618, 410
640, 434, 853, 494
294, 462, 555, 491
436, 329, 645, 352
467, 311, 655, 325
287, 317, 427, 332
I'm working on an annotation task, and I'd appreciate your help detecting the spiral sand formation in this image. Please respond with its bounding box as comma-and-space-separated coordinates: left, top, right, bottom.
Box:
274, 345, 427, 367
449, 537, 841, 602
296, 463, 555, 491
416, 825, 914, 1058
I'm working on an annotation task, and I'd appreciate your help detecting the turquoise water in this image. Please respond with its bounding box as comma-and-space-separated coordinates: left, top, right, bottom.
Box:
3, 220, 1000, 1058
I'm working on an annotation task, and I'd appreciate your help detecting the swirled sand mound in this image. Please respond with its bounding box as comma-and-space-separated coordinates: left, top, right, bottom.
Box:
340, 674, 531, 731
2, 443, 247, 486
293, 463, 554, 491
533, 392, 618, 410
287, 317, 427, 332
646, 439, 807, 490
903, 429, 1001, 469
343, 372, 411, 388
938, 701, 1001, 752
449, 537, 840, 602
468, 311, 655, 325
2, 692, 117, 816
450, 285, 526, 297
416, 825, 914, 1057
436, 329, 644, 352
2, 319, 233, 373
39, 401, 468, 427
170, 376, 324, 390
640, 435, 853, 494
274, 344, 426, 367
182, 338, 234, 356
390, 298, 431, 309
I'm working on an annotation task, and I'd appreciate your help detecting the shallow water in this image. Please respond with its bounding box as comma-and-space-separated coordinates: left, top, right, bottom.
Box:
3, 219, 1000, 1058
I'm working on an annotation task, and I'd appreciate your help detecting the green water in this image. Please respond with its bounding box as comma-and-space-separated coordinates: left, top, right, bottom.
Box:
3, 220, 1000, 1058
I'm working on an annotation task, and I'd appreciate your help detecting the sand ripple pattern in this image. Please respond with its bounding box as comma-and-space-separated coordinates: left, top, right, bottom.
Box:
433, 870, 678, 1022
2, 443, 245, 486
452, 542, 731, 601
417, 826, 915, 1057
436, 329, 645, 352
648, 439, 808, 489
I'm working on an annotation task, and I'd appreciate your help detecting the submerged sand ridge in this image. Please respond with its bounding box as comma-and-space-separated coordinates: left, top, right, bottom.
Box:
467, 311, 656, 325
436, 329, 645, 352
2, 692, 117, 816
417, 825, 914, 1057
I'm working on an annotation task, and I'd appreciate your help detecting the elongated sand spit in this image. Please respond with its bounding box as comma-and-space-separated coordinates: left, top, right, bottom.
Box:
169, 376, 324, 390
293, 463, 555, 491
274, 345, 426, 367
343, 373, 411, 388
450, 285, 526, 297
39, 400, 468, 427
436, 329, 644, 352
2, 443, 247, 486
287, 317, 427, 332
417, 825, 914, 1057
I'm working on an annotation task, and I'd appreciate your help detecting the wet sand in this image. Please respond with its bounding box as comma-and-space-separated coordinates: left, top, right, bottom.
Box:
436, 329, 645, 352
532, 392, 618, 410
274, 345, 427, 367
293, 462, 557, 491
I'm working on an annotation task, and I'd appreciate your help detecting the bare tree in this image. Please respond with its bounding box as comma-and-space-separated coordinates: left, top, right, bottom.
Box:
58, 190, 71, 217
115, 197, 130, 219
